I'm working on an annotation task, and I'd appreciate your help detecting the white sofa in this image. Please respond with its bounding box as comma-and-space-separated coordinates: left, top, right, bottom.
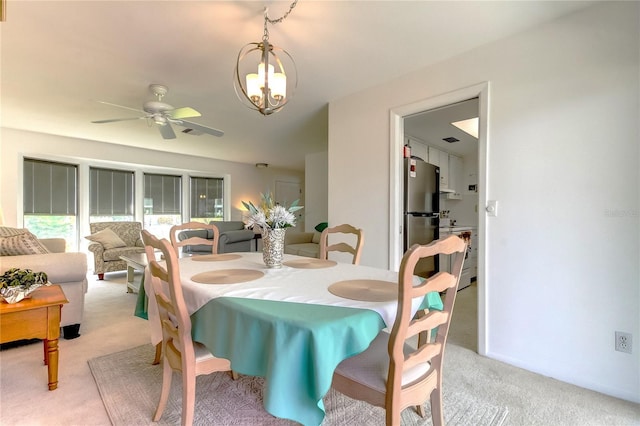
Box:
0, 238, 88, 339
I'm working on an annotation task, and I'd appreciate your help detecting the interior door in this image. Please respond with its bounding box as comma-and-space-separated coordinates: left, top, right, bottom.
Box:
275, 180, 303, 230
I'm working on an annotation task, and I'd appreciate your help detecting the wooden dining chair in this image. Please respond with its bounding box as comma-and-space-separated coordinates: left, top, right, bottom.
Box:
319, 224, 364, 265
331, 235, 467, 426
141, 230, 233, 426
141, 236, 163, 366
169, 222, 220, 257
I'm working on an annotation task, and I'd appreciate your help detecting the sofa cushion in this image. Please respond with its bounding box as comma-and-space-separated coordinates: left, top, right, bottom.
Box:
210, 221, 245, 233
285, 243, 320, 258
311, 231, 322, 244
85, 228, 127, 249
102, 246, 146, 261
0, 232, 50, 256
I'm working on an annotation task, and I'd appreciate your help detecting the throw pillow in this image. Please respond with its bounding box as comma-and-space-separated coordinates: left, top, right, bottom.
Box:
312, 231, 322, 244
0, 226, 30, 237
85, 228, 127, 250
314, 222, 328, 232
0, 232, 50, 256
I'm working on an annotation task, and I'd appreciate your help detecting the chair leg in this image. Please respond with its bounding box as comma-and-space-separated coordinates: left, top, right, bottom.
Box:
430, 387, 444, 426
153, 361, 172, 422
385, 405, 402, 426
231, 370, 239, 380
416, 404, 426, 418
182, 371, 196, 426
152, 343, 162, 365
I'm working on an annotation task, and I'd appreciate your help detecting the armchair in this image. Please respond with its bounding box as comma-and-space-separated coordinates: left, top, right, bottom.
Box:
86, 221, 145, 280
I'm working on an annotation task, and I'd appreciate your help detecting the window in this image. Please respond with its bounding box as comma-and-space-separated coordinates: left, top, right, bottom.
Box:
190, 177, 224, 223
89, 167, 135, 222
143, 173, 182, 239
23, 158, 78, 251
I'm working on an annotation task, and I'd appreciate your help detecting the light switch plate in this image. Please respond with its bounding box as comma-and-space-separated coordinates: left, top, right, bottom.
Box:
486, 200, 498, 217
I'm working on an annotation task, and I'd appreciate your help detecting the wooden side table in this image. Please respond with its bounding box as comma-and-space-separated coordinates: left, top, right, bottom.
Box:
0, 285, 68, 390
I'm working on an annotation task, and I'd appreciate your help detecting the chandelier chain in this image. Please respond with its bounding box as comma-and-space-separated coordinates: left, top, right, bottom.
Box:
262, 0, 298, 41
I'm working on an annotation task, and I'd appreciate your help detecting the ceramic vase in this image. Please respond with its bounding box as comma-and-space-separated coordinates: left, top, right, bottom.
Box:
261, 228, 286, 268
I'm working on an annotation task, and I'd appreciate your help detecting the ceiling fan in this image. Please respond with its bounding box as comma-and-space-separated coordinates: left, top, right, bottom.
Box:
91, 84, 224, 139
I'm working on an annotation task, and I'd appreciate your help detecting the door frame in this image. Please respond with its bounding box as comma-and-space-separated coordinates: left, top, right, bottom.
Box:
389, 82, 490, 355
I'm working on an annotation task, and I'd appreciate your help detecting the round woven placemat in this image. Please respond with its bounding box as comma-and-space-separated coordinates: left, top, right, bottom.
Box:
283, 259, 337, 269
190, 269, 264, 284
328, 279, 398, 302
191, 254, 242, 262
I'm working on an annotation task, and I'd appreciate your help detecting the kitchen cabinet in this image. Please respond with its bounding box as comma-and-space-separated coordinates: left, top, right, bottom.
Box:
428, 147, 449, 190
405, 136, 428, 162
446, 154, 463, 199
428, 147, 464, 196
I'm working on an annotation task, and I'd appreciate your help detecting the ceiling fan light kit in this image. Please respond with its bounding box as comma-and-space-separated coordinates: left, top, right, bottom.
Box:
91, 84, 224, 139
234, 1, 298, 116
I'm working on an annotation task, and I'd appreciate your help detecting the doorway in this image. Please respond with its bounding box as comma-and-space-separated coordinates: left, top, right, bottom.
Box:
388, 82, 489, 355
275, 180, 303, 230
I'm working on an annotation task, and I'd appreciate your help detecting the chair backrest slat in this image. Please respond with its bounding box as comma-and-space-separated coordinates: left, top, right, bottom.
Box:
169, 222, 220, 256
319, 224, 364, 265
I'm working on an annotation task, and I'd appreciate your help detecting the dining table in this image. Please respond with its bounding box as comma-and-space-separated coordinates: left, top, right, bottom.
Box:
138, 251, 442, 426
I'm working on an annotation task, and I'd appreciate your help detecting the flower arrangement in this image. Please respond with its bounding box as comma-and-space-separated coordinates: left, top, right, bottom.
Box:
0, 268, 49, 303
242, 192, 303, 230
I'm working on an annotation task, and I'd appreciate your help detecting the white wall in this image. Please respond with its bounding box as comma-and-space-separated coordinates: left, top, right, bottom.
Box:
303, 151, 328, 232
1, 128, 303, 242
328, 2, 639, 402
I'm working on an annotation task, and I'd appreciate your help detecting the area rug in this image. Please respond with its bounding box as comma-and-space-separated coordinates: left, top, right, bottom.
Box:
89, 344, 508, 426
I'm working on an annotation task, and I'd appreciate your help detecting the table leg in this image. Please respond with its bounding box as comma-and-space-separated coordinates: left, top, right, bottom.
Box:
45, 338, 59, 390
43, 340, 48, 365
126, 266, 135, 292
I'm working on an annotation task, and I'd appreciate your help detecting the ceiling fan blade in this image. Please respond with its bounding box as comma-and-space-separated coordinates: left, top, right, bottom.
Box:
158, 122, 177, 140
96, 100, 145, 114
177, 119, 224, 137
170, 107, 201, 119
92, 117, 144, 124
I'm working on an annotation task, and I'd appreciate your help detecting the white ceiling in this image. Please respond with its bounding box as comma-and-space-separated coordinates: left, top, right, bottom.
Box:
0, 1, 596, 170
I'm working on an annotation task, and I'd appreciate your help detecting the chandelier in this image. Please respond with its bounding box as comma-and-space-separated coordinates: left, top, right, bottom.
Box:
233, 1, 298, 115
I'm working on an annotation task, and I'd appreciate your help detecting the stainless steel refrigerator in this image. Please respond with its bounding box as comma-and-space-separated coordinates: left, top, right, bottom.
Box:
403, 157, 440, 277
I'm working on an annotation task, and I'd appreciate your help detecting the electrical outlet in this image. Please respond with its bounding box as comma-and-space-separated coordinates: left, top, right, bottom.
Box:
615, 331, 632, 354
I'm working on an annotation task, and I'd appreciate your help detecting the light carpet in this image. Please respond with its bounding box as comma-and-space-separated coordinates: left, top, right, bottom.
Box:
89, 344, 508, 426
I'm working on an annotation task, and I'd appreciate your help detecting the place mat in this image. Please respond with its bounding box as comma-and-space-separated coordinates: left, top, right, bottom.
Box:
191, 253, 242, 262
191, 269, 264, 284
328, 279, 398, 302
283, 258, 337, 269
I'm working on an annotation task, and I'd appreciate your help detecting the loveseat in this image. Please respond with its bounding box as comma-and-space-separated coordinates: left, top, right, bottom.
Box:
284, 231, 321, 258
86, 221, 145, 280
0, 231, 88, 339
178, 221, 255, 254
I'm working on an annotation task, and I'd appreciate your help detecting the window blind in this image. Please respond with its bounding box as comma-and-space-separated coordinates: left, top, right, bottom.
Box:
23, 158, 77, 215
190, 177, 224, 218
90, 167, 134, 216
144, 173, 182, 214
